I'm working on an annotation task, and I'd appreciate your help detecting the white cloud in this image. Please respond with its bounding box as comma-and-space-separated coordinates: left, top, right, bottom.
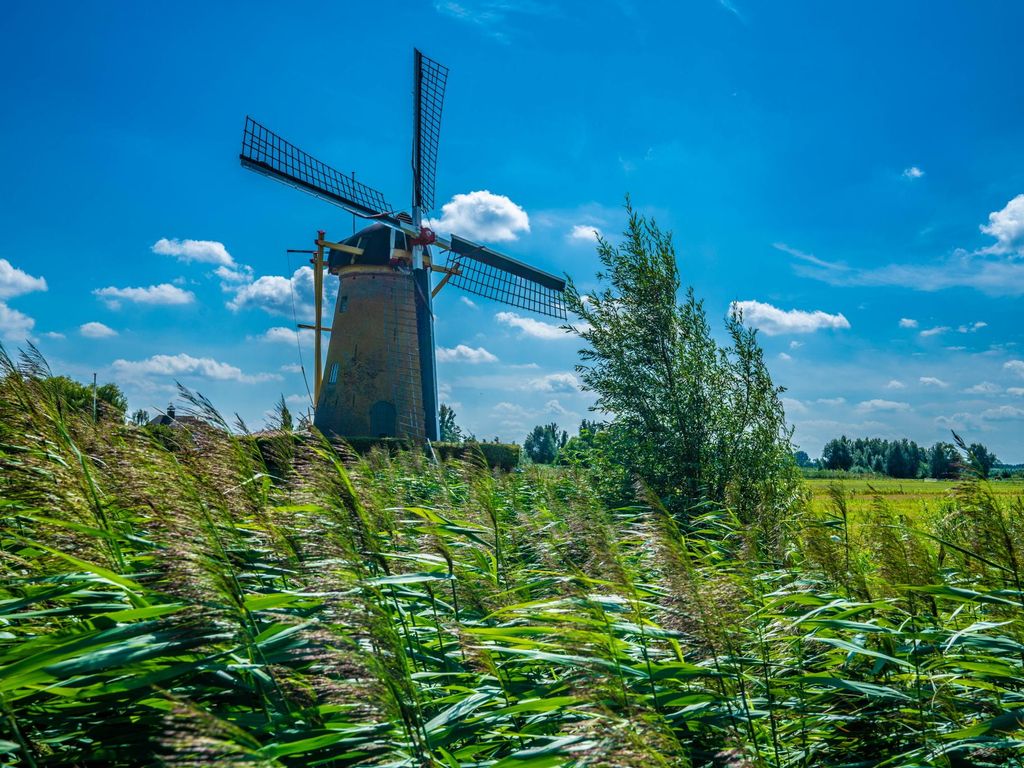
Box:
777, 352, 792, 361
964, 381, 1000, 394
816, 397, 846, 406
730, 300, 850, 335
112, 353, 278, 383
436, 344, 498, 364
919, 376, 948, 388
0, 259, 47, 299
257, 327, 313, 345
80, 321, 117, 339
1005, 360, 1024, 378
782, 397, 807, 415
979, 194, 1024, 255
780, 195, 1024, 295
0, 259, 47, 342
525, 372, 579, 393
93, 283, 195, 309
886, 379, 906, 389
228, 266, 316, 318
280, 363, 304, 373
789, 340, 803, 349
899, 318, 918, 329
902, 166, 924, 179
544, 399, 570, 416
153, 238, 234, 267
981, 405, 1024, 421
42, 331, 65, 340
425, 190, 529, 242
496, 311, 571, 340
492, 401, 532, 424
957, 321, 987, 333
0, 304, 36, 341
856, 399, 911, 413
215, 264, 254, 285
1008, 387, 1024, 396
459, 296, 478, 309
919, 326, 949, 337
568, 224, 602, 243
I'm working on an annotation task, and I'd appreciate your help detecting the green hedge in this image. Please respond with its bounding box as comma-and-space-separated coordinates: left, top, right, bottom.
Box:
252, 436, 524, 473
433, 441, 521, 471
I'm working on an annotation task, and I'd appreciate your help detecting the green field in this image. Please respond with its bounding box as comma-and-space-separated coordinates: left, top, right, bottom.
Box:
806, 475, 1024, 519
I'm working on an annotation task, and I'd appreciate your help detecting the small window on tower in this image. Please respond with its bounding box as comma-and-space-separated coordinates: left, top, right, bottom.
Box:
338, 295, 348, 313
328, 362, 339, 385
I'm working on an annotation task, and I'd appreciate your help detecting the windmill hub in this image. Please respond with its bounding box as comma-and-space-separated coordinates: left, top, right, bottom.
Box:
239, 49, 567, 444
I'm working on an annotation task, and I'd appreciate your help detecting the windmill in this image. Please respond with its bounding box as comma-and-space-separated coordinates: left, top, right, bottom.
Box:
239, 49, 566, 443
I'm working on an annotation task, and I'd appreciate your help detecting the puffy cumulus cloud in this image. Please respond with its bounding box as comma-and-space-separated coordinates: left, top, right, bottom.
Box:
42, 331, 65, 340
777, 352, 792, 361
256, 327, 313, 345
79, 321, 117, 339
0, 304, 36, 341
152, 238, 234, 267
965, 382, 1000, 394
436, 344, 498, 364
525, 372, 579, 393
215, 264, 254, 285
919, 376, 948, 388
93, 283, 195, 309
899, 318, 918, 329
886, 380, 905, 389
496, 311, 572, 340
112, 353, 279, 384
425, 191, 529, 242
919, 326, 949, 337
459, 296, 478, 309
856, 399, 911, 413
979, 194, 1024, 255
0, 259, 47, 299
789, 340, 803, 349
1005, 360, 1024, 378
902, 166, 924, 179
568, 224, 602, 243
730, 300, 850, 335
228, 266, 315, 318
0, 259, 47, 342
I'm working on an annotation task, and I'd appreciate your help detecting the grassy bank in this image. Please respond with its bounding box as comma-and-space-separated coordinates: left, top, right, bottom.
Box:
3, 362, 1024, 765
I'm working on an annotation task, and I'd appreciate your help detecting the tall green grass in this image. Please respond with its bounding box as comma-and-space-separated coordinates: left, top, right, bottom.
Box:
2, 348, 1024, 766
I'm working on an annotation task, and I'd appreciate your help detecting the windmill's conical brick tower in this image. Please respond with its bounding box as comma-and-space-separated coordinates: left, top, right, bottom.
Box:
313, 224, 431, 441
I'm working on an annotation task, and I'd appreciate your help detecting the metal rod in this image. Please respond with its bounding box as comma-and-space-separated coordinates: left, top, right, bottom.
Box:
313, 230, 325, 404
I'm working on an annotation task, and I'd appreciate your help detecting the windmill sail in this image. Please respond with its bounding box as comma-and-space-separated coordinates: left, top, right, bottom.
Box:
240, 117, 396, 222
412, 50, 449, 213
445, 235, 567, 320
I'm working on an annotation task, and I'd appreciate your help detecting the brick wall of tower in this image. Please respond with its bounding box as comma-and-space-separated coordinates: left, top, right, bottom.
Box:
313, 267, 425, 441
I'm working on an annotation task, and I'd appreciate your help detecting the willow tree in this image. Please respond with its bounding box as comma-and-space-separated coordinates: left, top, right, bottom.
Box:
564, 202, 799, 545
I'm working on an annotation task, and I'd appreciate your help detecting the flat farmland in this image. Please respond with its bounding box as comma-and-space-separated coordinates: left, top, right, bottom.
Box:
805, 476, 1024, 520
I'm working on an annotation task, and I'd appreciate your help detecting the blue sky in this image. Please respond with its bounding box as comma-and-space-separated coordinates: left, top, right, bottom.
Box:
2, 1, 1023, 460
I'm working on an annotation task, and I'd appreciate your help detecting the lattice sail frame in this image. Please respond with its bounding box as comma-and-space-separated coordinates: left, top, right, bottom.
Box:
241, 117, 395, 221
444, 235, 567, 320
413, 51, 449, 213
